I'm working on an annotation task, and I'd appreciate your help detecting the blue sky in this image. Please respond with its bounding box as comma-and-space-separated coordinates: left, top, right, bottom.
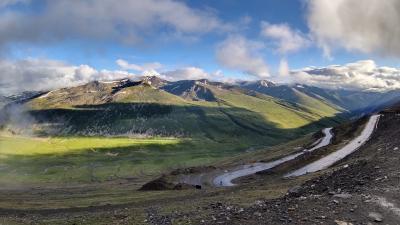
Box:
1, 0, 400, 94
2, 0, 390, 73
5, 0, 304, 72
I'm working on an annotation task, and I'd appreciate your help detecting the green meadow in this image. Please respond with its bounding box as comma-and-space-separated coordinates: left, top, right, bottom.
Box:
0, 135, 258, 185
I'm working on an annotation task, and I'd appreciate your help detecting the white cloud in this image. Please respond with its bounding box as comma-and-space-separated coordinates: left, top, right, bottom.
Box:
261, 21, 310, 54
163, 67, 210, 81
307, 0, 400, 58
0, 58, 136, 95
216, 35, 269, 78
116, 59, 162, 72
0, 0, 227, 47
290, 60, 400, 91
279, 58, 290, 76
116, 59, 219, 81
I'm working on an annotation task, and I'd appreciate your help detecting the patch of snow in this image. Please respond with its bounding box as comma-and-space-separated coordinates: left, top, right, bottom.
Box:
38, 90, 55, 99
38, 92, 50, 99
285, 114, 380, 177
170, 84, 181, 91
99, 78, 129, 84
372, 196, 400, 217
260, 80, 268, 87
99, 81, 119, 84
105, 152, 119, 157
304, 128, 333, 153
214, 128, 333, 187
213, 153, 304, 187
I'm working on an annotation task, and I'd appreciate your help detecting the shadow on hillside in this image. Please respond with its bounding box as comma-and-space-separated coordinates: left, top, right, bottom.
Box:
23, 102, 349, 144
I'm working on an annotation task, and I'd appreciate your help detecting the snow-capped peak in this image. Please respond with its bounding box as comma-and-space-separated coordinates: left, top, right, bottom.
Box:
259, 80, 275, 87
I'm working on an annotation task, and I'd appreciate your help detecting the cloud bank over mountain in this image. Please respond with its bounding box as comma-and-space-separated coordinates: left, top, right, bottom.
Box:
291, 60, 400, 91
0, 58, 135, 95
2, 57, 400, 95
0, 58, 225, 95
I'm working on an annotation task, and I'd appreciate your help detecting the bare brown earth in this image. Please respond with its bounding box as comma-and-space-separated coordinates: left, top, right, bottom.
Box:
0, 112, 399, 224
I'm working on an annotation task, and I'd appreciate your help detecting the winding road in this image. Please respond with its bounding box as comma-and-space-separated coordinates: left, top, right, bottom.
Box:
285, 114, 380, 177
213, 128, 333, 187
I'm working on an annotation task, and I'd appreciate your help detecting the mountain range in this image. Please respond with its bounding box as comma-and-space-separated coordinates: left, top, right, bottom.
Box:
1, 76, 399, 147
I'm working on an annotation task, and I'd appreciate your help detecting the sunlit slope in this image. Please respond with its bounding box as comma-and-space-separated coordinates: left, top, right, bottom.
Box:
15, 79, 345, 146
0, 135, 179, 155
207, 85, 342, 129
27, 80, 188, 109
113, 84, 188, 104
0, 134, 263, 184
239, 85, 343, 116
241, 83, 400, 114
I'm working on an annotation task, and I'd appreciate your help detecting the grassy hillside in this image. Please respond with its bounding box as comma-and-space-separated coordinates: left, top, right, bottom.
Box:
3, 79, 345, 140
113, 84, 188, 104
0, 78, 347, 186
267, 84, 400, 113
212, 87, 315, 129
239, 85, 343, 115
18, 80, 345, 142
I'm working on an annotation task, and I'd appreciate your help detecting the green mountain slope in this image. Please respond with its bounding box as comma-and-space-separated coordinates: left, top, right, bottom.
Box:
6, 77, 344, 148
239, 81, 400, 115
209, 85, 339, 128
239, 82, 343, 114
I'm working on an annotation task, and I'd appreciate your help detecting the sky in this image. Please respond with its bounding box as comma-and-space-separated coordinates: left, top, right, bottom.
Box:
1, 0, 400, 94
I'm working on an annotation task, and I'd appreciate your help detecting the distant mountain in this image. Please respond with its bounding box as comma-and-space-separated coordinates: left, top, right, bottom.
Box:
238, 82, 345, 117
1, 76, 346, 147
140, 75, 169, 88
237, 80, 276, 90
238, 80, 400, 116
161, 79, 230, 101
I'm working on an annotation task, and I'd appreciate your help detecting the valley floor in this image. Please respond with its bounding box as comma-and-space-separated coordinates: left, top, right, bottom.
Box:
0, 134, 257, 186
0, 113, 399, 224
